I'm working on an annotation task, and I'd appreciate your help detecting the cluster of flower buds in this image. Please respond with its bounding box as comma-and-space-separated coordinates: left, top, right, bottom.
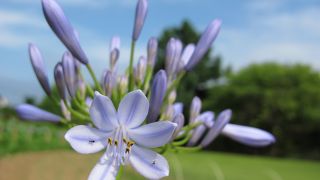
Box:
15, 0, 275, 179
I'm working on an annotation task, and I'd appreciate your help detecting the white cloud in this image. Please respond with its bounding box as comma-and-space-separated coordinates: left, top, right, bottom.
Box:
216, 6, 320, 70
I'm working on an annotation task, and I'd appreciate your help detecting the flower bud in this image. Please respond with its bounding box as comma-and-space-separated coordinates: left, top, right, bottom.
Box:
16, 104, 61, 122
147, 70, 167, 123
104, 70, 115, 97
185, 19, 221, 71
118, 75, 128, 94
28, 43, 51, 96
135, 56, 147, 84
222, 124, 276, 147
42, 0, 88, 64
190, 96, 202, 124
181, 44, 195, 67
200, 109, 232, 147
132, 0, 148, 41
62, 51, 77, 97
171, 113, 185, 140
54, 62, 66, 100
147, 37, 158, 67
173, 102, 183, 116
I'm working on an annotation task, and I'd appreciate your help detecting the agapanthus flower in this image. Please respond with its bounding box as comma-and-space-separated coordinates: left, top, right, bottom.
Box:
65, 90, 177, 179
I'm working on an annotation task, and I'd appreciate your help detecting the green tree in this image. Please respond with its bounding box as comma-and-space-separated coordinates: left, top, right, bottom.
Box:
204, 62, 320, 159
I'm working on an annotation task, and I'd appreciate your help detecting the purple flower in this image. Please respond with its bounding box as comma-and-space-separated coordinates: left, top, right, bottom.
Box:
222, 124, 276, 147
185, 19, 221, 71
42, 0, 88, 64
28, 43, 51, 96
181, 44, 195, 67
132, 0, 148, 41
200, 109, 232, 147
147, 70, 167, 123
62, 52, 77, 97
147, 37, 158, 67
54, 62, 66, 100
16, 104, 61, 122
65, 90, 176, 179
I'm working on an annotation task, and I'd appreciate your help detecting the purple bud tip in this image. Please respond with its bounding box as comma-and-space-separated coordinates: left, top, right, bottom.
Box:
185, 19, 222, 71
42, 0, 88, 64
28, 43, 51, 96
132, 0, 148, 41
54, 62, 66, 100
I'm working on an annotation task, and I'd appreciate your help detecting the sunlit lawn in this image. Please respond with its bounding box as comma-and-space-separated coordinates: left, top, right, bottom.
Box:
0, 150, 319, 180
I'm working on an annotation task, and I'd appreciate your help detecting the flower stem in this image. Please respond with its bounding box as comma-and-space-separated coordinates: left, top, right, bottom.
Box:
128, 41, 136, 91
86, 64, 103, 93
116, 166, 123, 180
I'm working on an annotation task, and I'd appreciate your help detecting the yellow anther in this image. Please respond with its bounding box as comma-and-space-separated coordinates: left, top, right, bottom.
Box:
123, 138, 127, 143
125, 147, 130, 154
127, 141, 135, 147
114, 140, 118, 146
107, 138, 112, 145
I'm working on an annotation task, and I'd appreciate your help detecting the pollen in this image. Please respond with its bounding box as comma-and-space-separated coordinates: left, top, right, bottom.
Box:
107, 138, 112, 145
114, 140, 118, 146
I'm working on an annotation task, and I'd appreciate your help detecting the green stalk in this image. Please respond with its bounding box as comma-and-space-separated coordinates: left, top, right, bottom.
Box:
116, 166, 123, 180
175, 146, 202, 153
86, 64, 103, 93
128, 41, 136, 91
172, 133, 193, 146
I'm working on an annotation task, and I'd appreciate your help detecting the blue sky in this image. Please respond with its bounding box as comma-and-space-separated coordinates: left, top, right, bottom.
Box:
0, 0, 320, 104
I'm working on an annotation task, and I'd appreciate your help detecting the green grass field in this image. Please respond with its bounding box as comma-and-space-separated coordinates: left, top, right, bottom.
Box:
0, 150, 319, 180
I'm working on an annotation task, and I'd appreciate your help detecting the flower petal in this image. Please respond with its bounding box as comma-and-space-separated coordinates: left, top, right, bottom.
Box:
90, 91, 119, 131
65, 125, 112, 154
88, 156, 119, 180
222, 124, 276, 147
129, 146, 169, 179
118, 90, 149, 128
128, 121, 177, 148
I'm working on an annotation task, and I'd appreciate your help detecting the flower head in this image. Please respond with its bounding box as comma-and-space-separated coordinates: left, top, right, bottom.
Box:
65, 90, 177, 179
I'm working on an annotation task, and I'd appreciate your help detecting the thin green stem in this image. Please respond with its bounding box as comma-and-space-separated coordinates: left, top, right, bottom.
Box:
175, 146, 202, 153
172, 133, 192, 146
128, 41, 136, 91
116, 166, 123, 180
86, 64, 103, 93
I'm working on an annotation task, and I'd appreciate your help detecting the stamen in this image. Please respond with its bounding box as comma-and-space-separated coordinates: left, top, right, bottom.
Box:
108, 138, 112, 145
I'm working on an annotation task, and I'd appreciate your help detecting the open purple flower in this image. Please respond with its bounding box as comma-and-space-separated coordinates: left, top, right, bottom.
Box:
65, 90, 177, 179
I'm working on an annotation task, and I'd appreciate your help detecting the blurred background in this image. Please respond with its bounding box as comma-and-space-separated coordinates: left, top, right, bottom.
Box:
1, 0, 320, 179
